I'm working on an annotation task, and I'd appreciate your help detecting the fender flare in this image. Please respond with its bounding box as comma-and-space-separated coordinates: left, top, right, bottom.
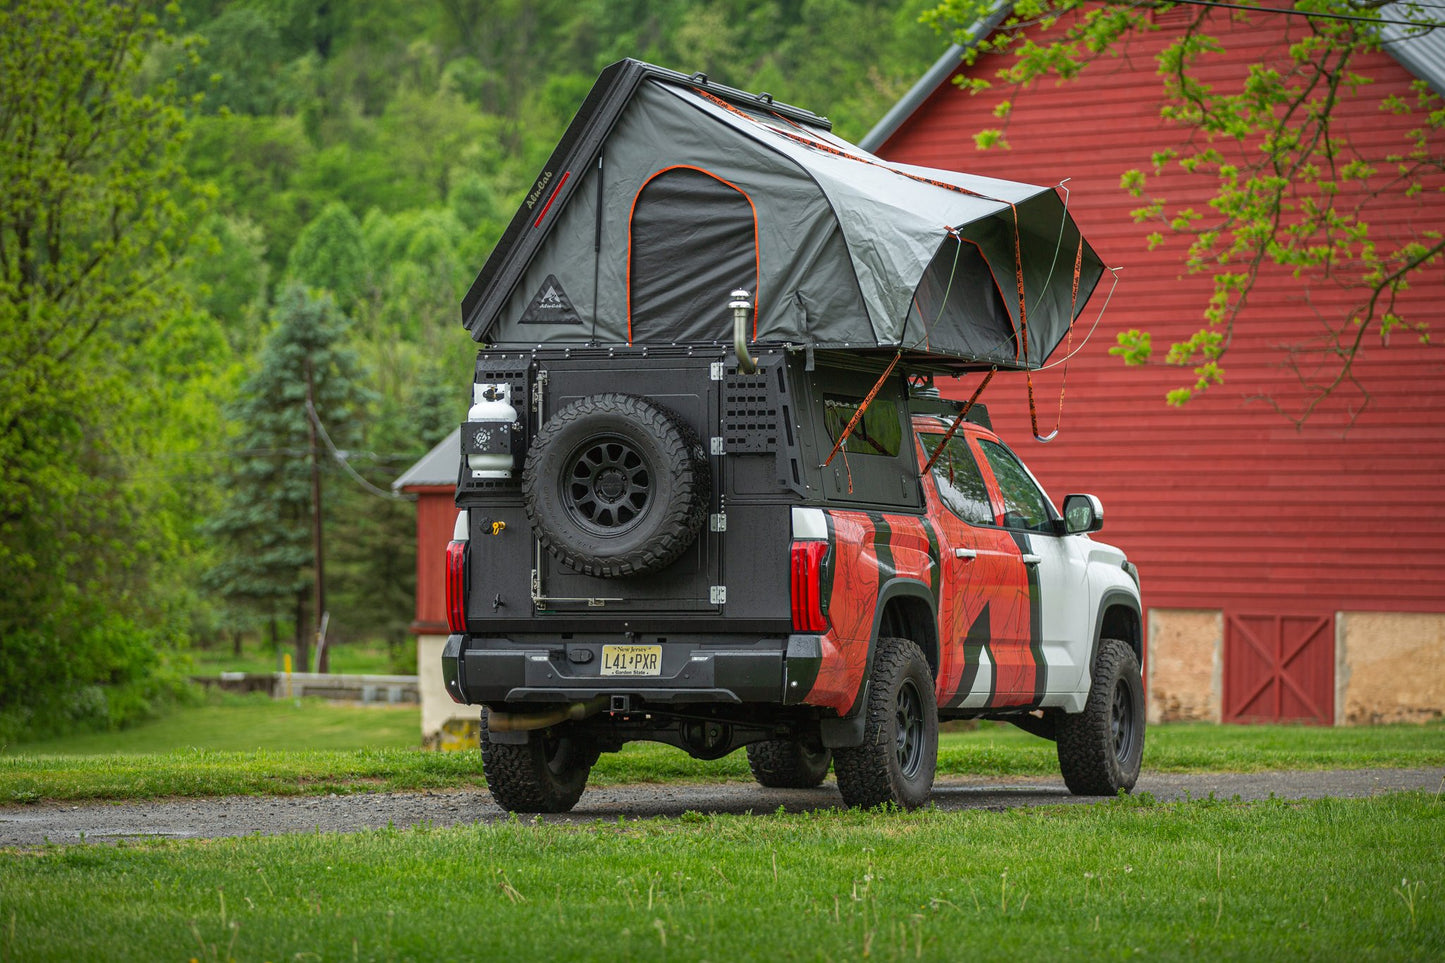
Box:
820, 577, 937, 749
858, 577, 938, 712
1088, 588, 1143, 674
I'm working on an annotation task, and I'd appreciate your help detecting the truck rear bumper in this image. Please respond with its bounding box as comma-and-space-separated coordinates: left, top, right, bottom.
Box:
442, 633, 823, 707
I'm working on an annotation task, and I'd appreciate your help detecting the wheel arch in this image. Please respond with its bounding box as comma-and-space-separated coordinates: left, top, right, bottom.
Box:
871, 579, 939, 679
1092, 589, 1143, 670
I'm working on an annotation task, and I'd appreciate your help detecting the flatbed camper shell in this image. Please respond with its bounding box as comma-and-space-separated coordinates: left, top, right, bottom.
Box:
461, 59, 1104, 372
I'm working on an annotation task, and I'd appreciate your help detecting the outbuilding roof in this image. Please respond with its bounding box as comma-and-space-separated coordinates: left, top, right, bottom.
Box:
391, 428, 460, 492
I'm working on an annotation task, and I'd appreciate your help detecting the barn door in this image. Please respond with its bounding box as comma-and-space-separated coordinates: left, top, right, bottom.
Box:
1223, 612, 1334, 724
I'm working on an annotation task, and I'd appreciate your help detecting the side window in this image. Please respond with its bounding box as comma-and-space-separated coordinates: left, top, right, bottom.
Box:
979, 440, 1053, 533
920, 434, 993, 526
823, 394, 901, 457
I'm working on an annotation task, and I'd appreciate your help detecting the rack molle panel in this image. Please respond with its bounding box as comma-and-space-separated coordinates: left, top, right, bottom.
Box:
722, 355, 804, 494
722, 356, 786, 453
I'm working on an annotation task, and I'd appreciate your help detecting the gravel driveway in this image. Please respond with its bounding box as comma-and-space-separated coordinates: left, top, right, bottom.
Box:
2, 768, 1439, 847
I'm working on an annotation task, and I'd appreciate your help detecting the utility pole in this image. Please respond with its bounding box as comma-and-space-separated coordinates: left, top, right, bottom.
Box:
305, 357, 328, 673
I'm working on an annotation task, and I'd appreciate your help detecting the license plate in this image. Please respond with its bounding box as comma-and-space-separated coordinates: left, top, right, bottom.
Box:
600, 644, 662, 677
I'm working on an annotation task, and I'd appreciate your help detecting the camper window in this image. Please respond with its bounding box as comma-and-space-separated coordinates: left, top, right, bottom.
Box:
822, 394, 902, 457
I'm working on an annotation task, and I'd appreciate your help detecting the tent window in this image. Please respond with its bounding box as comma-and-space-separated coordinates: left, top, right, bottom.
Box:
908, 239, 1015, 364
629, 167, 758, 344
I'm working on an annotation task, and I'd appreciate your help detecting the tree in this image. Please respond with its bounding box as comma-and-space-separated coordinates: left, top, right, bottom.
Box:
924, 0, 1444, 420
204, 285, 370, 672
0, 0, 209, 738
285, 201, 369, 313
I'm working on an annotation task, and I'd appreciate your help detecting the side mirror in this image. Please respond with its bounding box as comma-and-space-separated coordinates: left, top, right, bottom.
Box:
1063, 493, 1104, 534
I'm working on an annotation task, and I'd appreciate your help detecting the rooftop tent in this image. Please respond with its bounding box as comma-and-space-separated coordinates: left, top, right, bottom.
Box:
461, 60, 1104, 371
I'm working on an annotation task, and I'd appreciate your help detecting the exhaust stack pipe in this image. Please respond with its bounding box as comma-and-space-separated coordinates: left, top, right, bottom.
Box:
729, 289, 757, 374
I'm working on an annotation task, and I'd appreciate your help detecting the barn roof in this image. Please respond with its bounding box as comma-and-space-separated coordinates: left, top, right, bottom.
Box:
862, 1, 1445, 152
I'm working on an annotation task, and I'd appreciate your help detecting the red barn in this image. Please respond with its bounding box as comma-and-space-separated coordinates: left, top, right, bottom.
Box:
862, 4, 1445, 724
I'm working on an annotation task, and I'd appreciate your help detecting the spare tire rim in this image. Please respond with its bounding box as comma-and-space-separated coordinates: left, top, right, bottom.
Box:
894, 679, 925, 778
564, 436, 652, 534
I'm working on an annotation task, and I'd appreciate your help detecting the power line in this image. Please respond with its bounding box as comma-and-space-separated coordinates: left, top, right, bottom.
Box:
305, 398, 418, 502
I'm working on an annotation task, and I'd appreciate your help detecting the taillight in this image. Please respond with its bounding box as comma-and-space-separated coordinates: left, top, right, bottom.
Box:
445, 540, 468, 633
790, 540, 828, 632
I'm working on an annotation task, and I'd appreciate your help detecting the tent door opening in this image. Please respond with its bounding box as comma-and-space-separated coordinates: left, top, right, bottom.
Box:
629, 166, 759, 344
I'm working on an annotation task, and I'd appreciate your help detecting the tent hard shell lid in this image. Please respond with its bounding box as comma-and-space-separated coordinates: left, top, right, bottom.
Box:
461, 59, 1105, 372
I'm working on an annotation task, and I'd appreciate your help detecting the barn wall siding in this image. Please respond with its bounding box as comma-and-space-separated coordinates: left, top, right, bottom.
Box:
877, 9, 1445, 620
406, 486, 480, 747
409, 487, 457, 633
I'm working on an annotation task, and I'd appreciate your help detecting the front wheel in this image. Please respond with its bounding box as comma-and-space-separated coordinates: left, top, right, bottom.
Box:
833, 637, 938, 809
1056, 638, 1145, 795
480, 711, 600, 813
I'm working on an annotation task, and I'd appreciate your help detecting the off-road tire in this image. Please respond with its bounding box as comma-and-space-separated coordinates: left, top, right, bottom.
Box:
832, 638, 938, 809
480, 711, 600, 813
1056, 638, 1145, 796
746, 739, 833, 789
522, 393, 710, 578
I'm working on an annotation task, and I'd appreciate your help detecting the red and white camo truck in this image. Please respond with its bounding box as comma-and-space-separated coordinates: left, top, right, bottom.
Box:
439, 60, 1141, 812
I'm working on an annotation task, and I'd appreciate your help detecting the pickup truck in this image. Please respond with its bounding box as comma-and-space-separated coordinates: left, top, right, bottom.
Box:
441, 347, 1143, 812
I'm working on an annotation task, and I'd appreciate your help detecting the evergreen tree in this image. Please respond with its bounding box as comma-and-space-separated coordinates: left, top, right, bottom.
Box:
204, 285, 370, 671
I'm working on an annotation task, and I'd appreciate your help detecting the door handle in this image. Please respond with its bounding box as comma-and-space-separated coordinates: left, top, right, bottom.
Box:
1021, 554, 1042, 567
953, 548, 977, 560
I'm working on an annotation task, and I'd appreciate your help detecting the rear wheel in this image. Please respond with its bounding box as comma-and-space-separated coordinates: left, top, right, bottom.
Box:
833, 637, 938, 809
480, 711, 600, 813
746, 738, 832, 789
1056, 638, 1145, 795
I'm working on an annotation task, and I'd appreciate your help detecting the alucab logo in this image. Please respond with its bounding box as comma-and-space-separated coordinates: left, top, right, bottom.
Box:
525, 171, 554, 210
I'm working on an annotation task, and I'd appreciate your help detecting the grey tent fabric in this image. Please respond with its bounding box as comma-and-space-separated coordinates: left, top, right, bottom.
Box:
466, 61, 1103, 371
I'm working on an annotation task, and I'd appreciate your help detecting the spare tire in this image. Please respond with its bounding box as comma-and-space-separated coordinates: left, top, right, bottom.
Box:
522, 393, 710, 578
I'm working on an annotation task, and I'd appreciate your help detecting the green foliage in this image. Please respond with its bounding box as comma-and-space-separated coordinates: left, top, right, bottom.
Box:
925, 0, 1445, 420
285, 201, 369, 310
0, 0, 218, 739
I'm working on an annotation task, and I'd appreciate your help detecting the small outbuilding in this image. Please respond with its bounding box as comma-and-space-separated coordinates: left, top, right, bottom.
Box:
393, 428, 479, 748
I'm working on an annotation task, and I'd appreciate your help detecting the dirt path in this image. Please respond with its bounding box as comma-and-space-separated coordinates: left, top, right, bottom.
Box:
2, 768, 1439, 847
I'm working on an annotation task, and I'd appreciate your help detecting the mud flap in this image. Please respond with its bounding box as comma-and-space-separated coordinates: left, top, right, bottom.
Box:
819, 681, 868, 748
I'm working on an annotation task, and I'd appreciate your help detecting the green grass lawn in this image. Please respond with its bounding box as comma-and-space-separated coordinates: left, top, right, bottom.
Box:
1, 696, 1441, 803
3, 704, 1441, 960
4, 693, 421, 756
1, 793, 1440, 961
